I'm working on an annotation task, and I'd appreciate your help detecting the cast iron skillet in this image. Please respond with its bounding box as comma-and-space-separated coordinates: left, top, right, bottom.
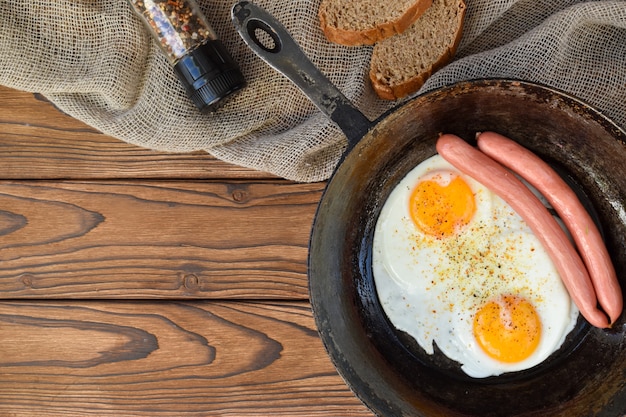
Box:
232, 2, 626, 416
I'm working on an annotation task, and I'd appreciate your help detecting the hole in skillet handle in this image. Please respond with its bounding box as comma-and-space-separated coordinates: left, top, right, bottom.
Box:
247, 19, 281, 53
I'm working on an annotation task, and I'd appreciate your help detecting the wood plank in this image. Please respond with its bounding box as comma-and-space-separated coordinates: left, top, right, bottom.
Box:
0, 85, 276, 180
0, 180, 323, 299
0, 300, 372, 416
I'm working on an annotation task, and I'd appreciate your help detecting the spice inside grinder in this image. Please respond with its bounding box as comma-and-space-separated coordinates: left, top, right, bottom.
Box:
129, 0, 246, 112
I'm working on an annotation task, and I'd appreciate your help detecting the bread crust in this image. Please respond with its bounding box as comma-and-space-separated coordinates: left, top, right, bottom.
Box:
319, 0, 433, 46
369, 0, 466, 100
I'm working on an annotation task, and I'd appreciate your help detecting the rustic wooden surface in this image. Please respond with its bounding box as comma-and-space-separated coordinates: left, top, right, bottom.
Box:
0, 85, 373, 416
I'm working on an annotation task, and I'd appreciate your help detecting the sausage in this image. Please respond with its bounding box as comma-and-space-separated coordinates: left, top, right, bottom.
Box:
436, 133, 610, 328
476, 131, 622, 324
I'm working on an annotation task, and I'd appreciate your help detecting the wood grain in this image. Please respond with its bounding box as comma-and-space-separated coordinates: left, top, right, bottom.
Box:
0, 300, 371, 416
0, 86, 373, 416
0, 86, 276, 180
0, 179, 323, 299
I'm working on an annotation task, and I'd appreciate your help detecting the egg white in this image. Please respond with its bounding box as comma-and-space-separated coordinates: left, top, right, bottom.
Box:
372, 155, 579, 378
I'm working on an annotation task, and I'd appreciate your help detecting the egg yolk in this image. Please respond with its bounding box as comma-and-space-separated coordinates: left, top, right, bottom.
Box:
473, 295, 542, 363
409, 175, 476, 238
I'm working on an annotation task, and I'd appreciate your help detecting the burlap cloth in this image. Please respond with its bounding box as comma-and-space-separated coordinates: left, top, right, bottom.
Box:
1, 0, 625, 182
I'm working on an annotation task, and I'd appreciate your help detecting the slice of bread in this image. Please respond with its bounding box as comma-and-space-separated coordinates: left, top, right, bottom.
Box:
369, 0, 466, 100
319, 0, 433, 46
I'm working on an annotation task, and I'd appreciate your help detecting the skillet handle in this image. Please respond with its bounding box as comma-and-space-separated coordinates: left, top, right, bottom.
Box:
231, 1, 372, 149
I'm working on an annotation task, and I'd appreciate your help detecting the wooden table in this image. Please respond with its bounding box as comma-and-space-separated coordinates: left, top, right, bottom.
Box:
0, 85, 372, 416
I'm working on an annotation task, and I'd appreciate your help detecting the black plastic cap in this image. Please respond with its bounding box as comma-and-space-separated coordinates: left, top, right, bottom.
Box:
173, 40, 246, 113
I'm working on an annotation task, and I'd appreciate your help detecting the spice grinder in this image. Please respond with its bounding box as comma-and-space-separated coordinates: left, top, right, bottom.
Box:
129, 0, 246, 113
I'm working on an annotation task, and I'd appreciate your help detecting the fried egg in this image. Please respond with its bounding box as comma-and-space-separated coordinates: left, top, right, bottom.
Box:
372, 154, 579, 378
